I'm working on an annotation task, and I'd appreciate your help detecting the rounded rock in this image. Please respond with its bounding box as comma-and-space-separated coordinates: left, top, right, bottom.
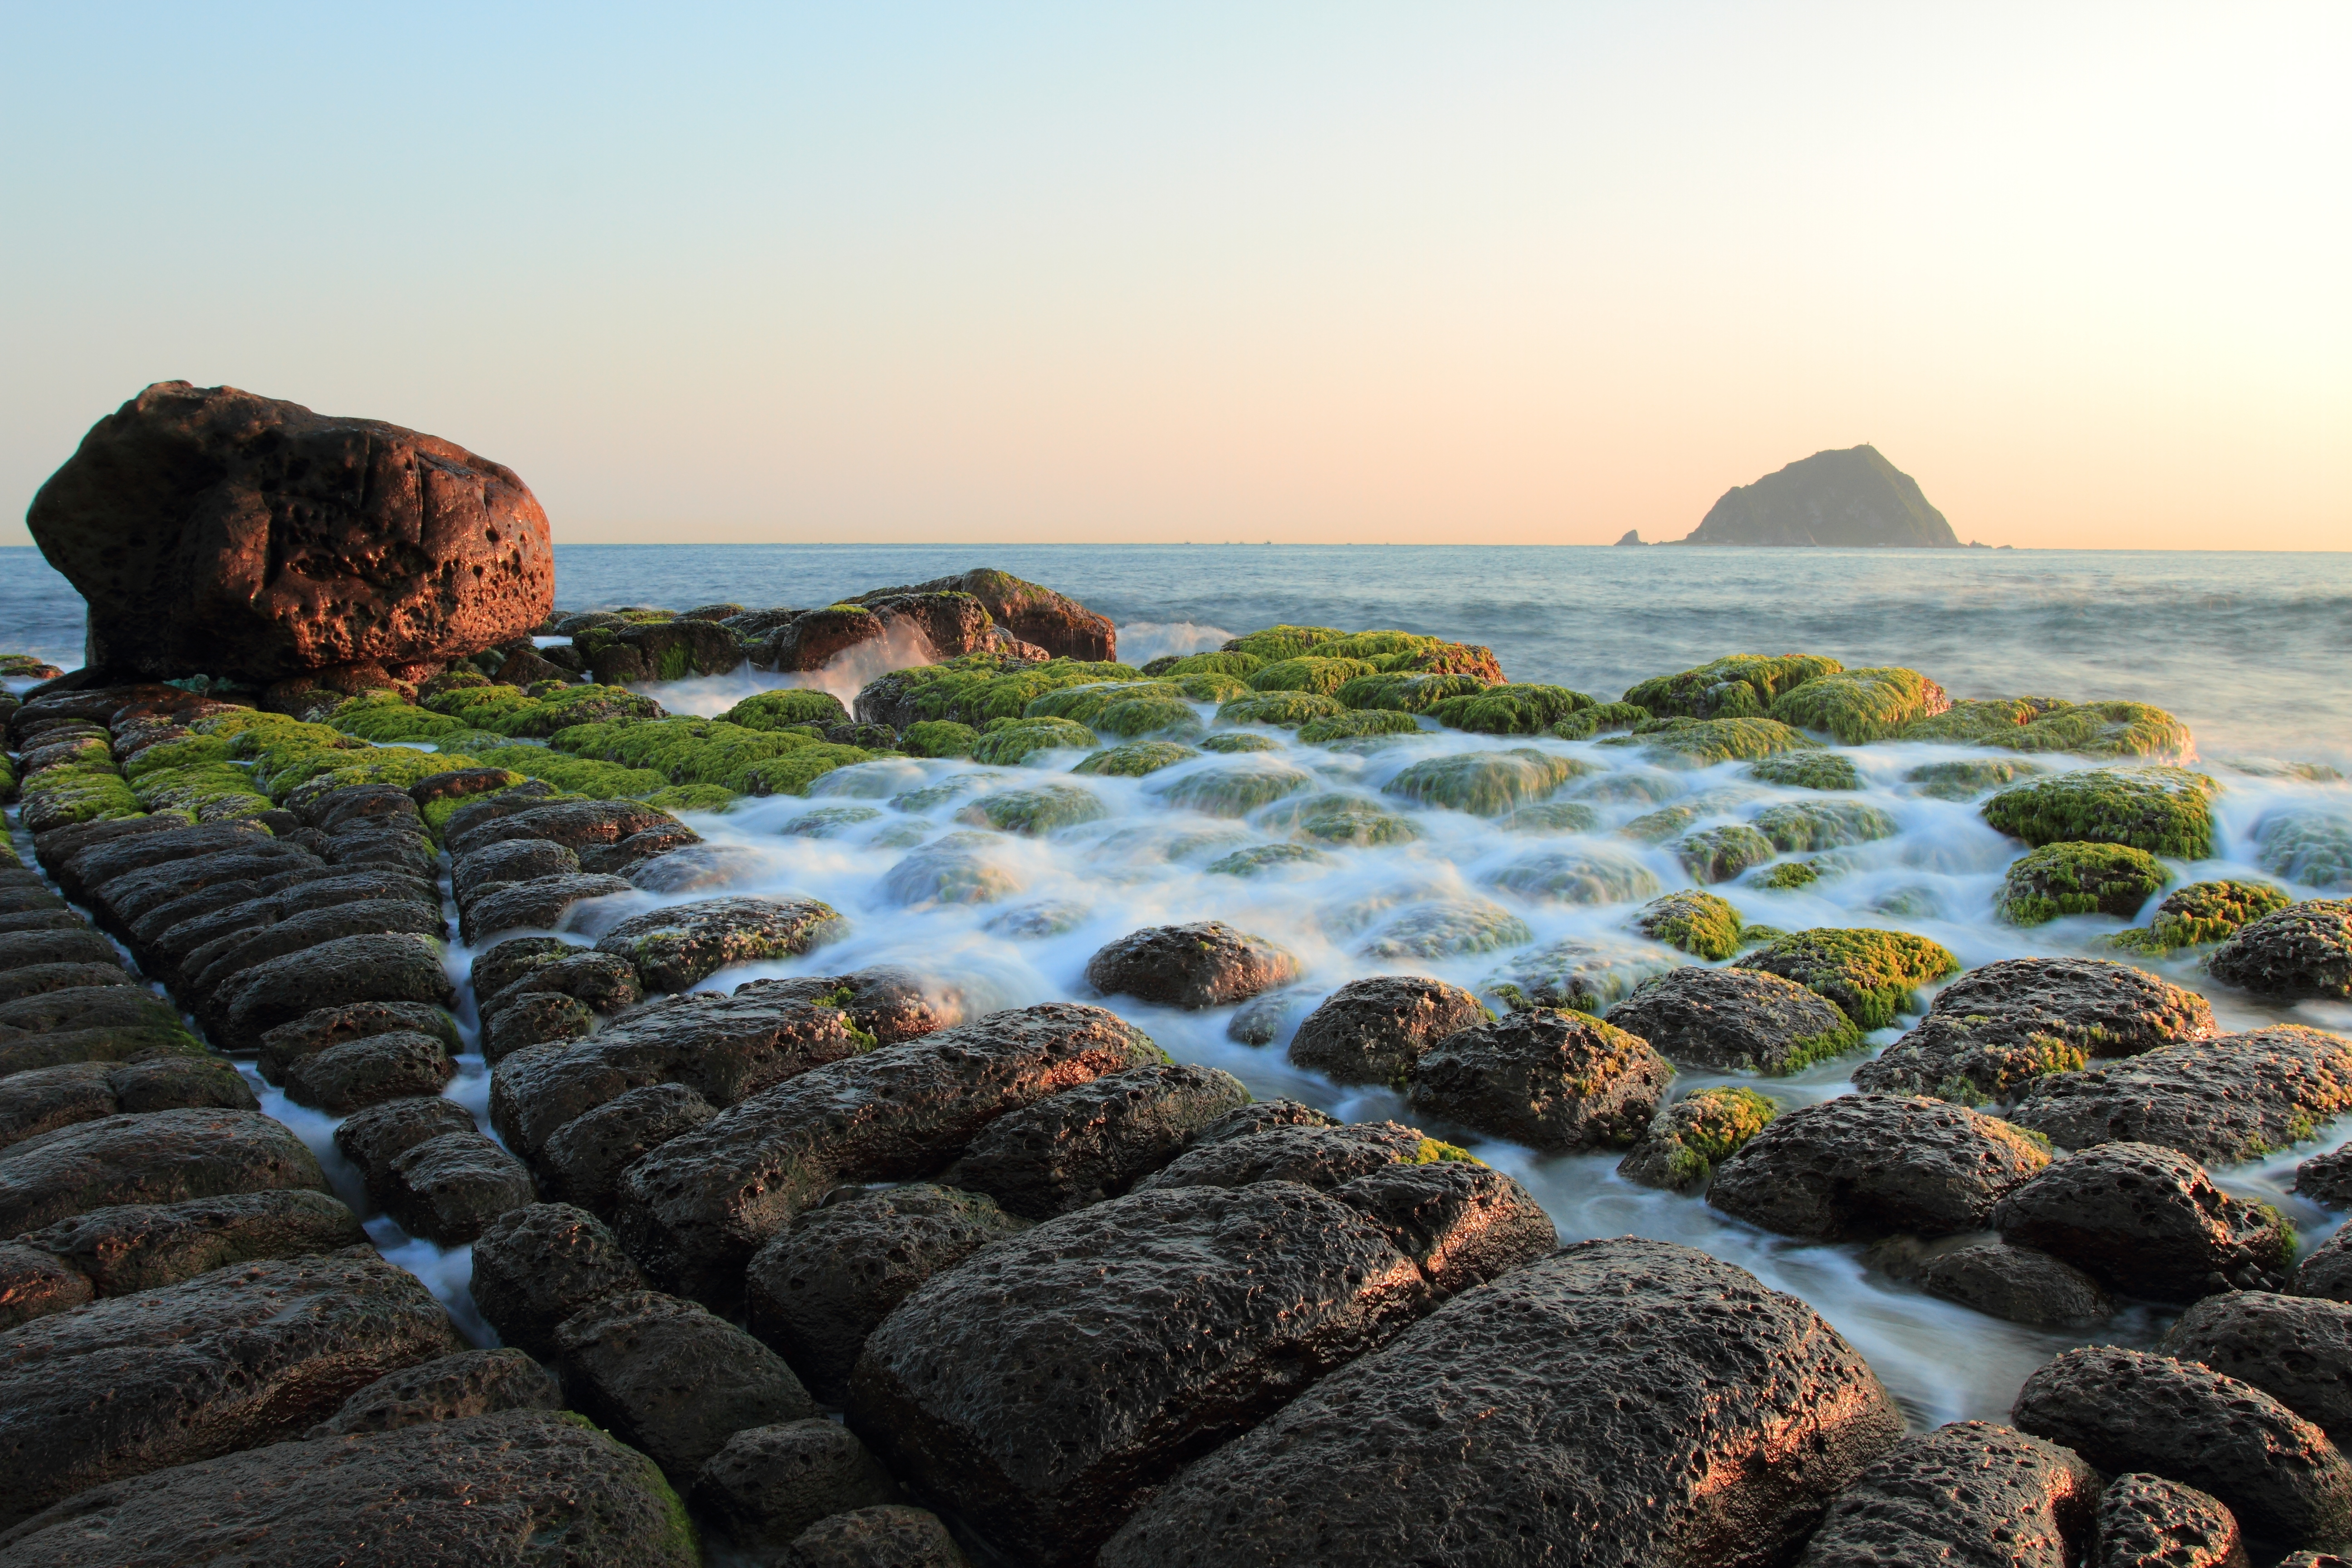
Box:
1406, 1010, 1672, 1153
1285, 975, 1490, 1086
1082, 921, 1297, 1009
1607, 965, 1861, 1075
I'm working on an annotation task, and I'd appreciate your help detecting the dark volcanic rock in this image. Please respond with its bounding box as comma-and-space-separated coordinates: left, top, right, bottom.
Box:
1133, 1119, 1441, 1193
1607, 964, 1860, 1075
1916, 1242, 2115, 1328
0, 1057, 255, 1153
0, 1107, 329, 1234
17, 1189, 365, 1296
853, 568, 1117, 662
596, 896, 847, 991
2006, 1026, 2352, 1166
279, 1028, 456, 1114
306, 1347, 562, 1437
461, 872, 636, 944
0, 964, 135, 1007
0, 1241, 94, 1330
215, 931, 455, 1049
151, 873, 436, 984
447, 799, 675, 857
2013, 1345, 2352, 1558
376, 1130, 536, 1245
847, 1182, 1432, 1566
453, 838, 580, 904
745, 1184, 1031, 1406
614, 1003, 1163, 1304
2301, 1143, 2352, 1208
0, 928, 119, 972
784, 1505, 971, 1568
1993, 1142, 2290, 1301
1082, 921, 1298, 1009
948, 1063, 1252, 1217
59, 818, 275, 905
470, 1203, 652, 1358
1285, 975, 1489, 1086
0, 985, 172, 1039
1683, 443, 1959, 547
1856, 955, 2218, 1105
2161, 1291, 2352, 1446
0, 1247, 467, 1527
737, 965, 965, 1045
0, 1408, 694, 1567
552, 1288, 817, 1483
2209, 900, 2352, 1000
1406, 1009, 1672, 1152
691, 1419, 904, 1557
480, 991, 595, 1060
2092, 1472, 2249, 1568
25, 381, 554, 685
1188, 1098, 1338, 1143
1328, 1159, 1557, 1296
332, 1095, 479, 1191
1793, 1420, 2098, 1568
1099, 1237, 1904, 1568
2302, 1229, 2352, 1304
539, 1083, 718, 1214
255, 998, 457, 1087
480, 947, 642, 1018
1707, 1093, 2050, 1241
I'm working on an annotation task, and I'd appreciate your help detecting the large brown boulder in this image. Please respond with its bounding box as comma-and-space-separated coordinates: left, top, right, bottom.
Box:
852, 568, 1116, 661
26, 382, 553, 686
1793, 1421, 2099, 1567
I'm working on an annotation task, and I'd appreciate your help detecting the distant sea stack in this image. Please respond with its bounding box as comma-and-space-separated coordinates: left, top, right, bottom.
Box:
1678, 445, 1959, 548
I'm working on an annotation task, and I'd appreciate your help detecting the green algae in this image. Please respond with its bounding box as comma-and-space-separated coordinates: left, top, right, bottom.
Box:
128, 762, 273, 820
1503, 800, 1599, 834
1621, 804, 1705, 843
644, 783, 738, 813
1072, 741, 1200, 777
900, 720, 980, 758
1205, 843, 1330, 877
327, 692, 467, 743
782, 805, 884, 838
121, 734, 235, 779
1216, 691, 1346, 728
1751, 800, 1899, 853
1144, 651, 1267, 680
1333, 671, 1489, 715
470, 745, 669, 800
424, 681, 665, 739
865, 655, 1145, 727
1480, 938, 1676, 1015
1732, 926, 1960, 1029
1549, 701, 1651, 741
1902, 759, 2045, 800
1769, 666, 1949, 744
956, 782, 1110, 835
1646, 1087, 1783, 1186
1631, 716, 1824, 766
1298, 710, 1422, 744
1149, 760, 1317, 816
1898, 696, 2194, 761
1026, 682, 1205, 740
1196, 731, 1283, 755
970, 717, 1099, 765
1678, 824, 1776, 884
1427, 683, 1596, 736
1486, 846, 1663, 906
1999, 841, 2170, 926
18, 764, 142, 831
1259, 791, 1424, 847
723, 689, 853, 731
1622, 654, 1844, 720
1980, 766, 2216, 858
1245, 657, 1379, 696
1751, 860, 1823, 891
1382, 749, 1588, 816
2104, 877, 2292, 954
1221, 625, 1345, 662
1748, 752, 1863, 791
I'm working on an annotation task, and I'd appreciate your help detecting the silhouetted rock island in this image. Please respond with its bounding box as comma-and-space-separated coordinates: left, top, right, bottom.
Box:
1676, 444, 1960, 547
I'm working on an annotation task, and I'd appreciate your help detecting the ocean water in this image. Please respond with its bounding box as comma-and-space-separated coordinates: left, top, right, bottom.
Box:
8, 541, 2352, 1431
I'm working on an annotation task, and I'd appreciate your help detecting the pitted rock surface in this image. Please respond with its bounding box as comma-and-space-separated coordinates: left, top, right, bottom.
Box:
1607, 964, 1858, 1075
2209, 900, 2352, 999
1327, 1158, 1558, 1295
736, 965, 967, 1045
594, 896, 846, 992
1993, 1142, 2289, 1301
1407, 1008, 1672, 1152
1082, 921, 1298, 1009
15, 1189, 365, 1297
2091, 1472, 2248, 1568
1708, 1093, 2049, 1241
1792, 1421, 2097, 1567
539, 1083, 719, 1214
306, 1347, 562, 1437
1132, 1120, 1439, 1193
2160, 1291, 2352, 1446
0, 1107, 329, 1235
690, 1419, 904, 1556
949, 1063, 1252, 1217
2006, 1026, 2352, 1165
1916, 1242, 2115, 1328
1285, 975, 1490, 1085
469, 1203, 652, 1358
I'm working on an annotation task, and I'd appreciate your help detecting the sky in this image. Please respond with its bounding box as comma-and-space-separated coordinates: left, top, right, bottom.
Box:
2, 3, 2345, 550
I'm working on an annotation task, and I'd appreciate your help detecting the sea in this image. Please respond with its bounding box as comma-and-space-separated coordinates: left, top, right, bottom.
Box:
7, 541, 2352, 1428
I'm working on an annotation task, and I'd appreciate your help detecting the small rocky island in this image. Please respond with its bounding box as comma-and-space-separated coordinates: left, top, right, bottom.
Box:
1676, 444, 1962, 547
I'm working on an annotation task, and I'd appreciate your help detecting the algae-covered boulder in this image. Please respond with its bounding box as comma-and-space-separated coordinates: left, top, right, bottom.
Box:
2259, 809, 2352, 891
1245, 656, 1377, 695
1486, 845, 1661, 906
1631, 715, 1825, 766
1634, 888, 1746, 960
2109, 878, 2293, 955
1900, 697, 2194, 761
595, 897, 844, 991
1707, 1093, 2050, 1241
1259, 791, 1423, 846
1296, 709, 1421, 743
1215, 690, 1344, 728
1903, 757, 2046, 800
1332, 671, 1488, 714
1027, 681, 1206, 740
1070, 741, 1196, 777
1477, 936, 1678, 1016
1678, 823, 1776, 883
1753, 799, 1898, 852
1407, 1009, 1672, 1152
1983, 766, 2217, 858
2000, 842, 2171, 925
2209, 900, 2352, 1000
1623, 654, 1844, 721
1733, 927, 1960, 1029
899, 719, 980, 758
2006, 1025, 2352, 1166
1615, 1086, 1779, 1191
1609, 966, 1861, 1075
1751, 751, 1863, 790
1146, 650, 1264, 679
965, 716, 1096, 766
1218, 624, 1344, 662
1770, 666, 1950, 744
880, 833, 1026, 906
1426, 683, 1593, 735
1548, 699, 1650, 740
1357, 899, 1533, 960
1146, 758, 1314, 816
955, 781, 1109, 835
1382, 749, 1584, 815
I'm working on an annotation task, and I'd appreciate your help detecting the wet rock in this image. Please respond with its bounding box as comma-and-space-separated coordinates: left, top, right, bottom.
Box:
1993, 1142, 2290, 1301
447, 799, 676, 857
176, 897, 439, 1002
2301, 1229, 2352, 1303
1855, 956, 2218, 1105
1082, 921, 1297, 1009
0, 964, 134, 1006
254, 998, 458, 1087
579, 824, 706, 879
306, 1347, 562, 1437
279, 1028, 456, 1114
214, 931, 454, 1050
2006, 1025, 2352, 1166
0, 1407, 694, 1567
481, 948, 643, 1019
745, 1184, 1030, 1406
1615, 1085, 1779, 1191
0, 1057, 255, 1152
1916, 1242, 2116, 1328
1186, 1097, 1339, 1144
148, 872, 436, 983
2160, 1291, 2352, 1446
481, 992, 595, 1060
783, 1505, 970, 1568
2092, 1472, 2249, 1568
1608, 965, 1861, 1075
468, 934, 574, 996
1406, 1009, 1672, 1152
331, 1095, 479, 1198
453, 838, 580, 903
460, 872, 637, 943
2208, 900, 2352, 1000
1133, 1119, 1448, 1193
540, 1083, 718, 1213
1099, 1236, 1903, 1568
372, 1131, 532, 1245
57, 818, 275, 905
1793, 1420, 2098, 1567
470, 1202, 652, 1358
1732, 926, 1961, 1030
1707, 1093, 2051, 1241
490, 990, 870, 1159
1284, 975, 1489, 1086
2302, 1145, 2352, 1208
614, 1003, 1163, 1304
595, 896, 846, 991
0, 1021, 208, 1079
1328, 1158, 1556, 1295
552, 1288, 817, 1482
0, 1107, 329, 1234
691, 1419, 904, 1557
0, 1241, 95, 1330
853, 568, 1116, 662
0, 1247, 468, 1526
948, 1063, 1252, 1218
2013, 1345, 2352, 1558
848, 1182, 1431, 1565
17, 1189, 366, 1297
0, 927, 119, 972
736, 965, 965, 1045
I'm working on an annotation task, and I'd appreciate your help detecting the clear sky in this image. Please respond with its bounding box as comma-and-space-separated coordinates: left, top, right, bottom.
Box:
3, 3, 2344, 549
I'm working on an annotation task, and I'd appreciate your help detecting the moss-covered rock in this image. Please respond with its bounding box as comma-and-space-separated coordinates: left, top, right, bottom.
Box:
1215, 691, 1345, 728
1903, 758, 2045, 800
1382, 749, 1587, 816
1622, 654, 1844, 720
855, 655, 1144, 729
470, 745, 664, 799
898, 720, 980, 758
956, 782, 1110, 835
724, 689, 853, 732
2000, 842, 2170, 926
1677, 825, 1776, 884
1244, 657, 1378, 696
1751, 800, 1899, 853
1064, 741, 1195, 778
1732, 927, 1961, 1029
1487, 846, 1663, 906
17, 764, 143, 833
1982, 766, 2216, 858
735, 746, 876, 797
1147, 651, 1265, 680
328, 693, 467, 743
1899, 697, 2194, 761
425, 681, 665, 739
127, 762, 274, 821
1221, 625, 1345, 662
2106, 879, 2293, 955
1297, 710, 1421, 744
1502, 800, 1599, 834
1617, 1087, 1781, 1191
1633, 890, 1745, 961
1751, 860, 1823, 891
1259, 792, 1424, 846
2257, 810, 2352, 891
1630, 716, 1824, 766
1548, 701, 1650, 741
1361, 899, 1534, 960
1769, 666, 1950, 744
1149, 760, 1316, 816
1196, 730, 1281, 754
1428, 684, 1595, 736
646, 784, 738, 814
1333, 671, 1488, 715
1478, 938, 1676, 1016
967, 718, 1098, 766
1748, 753, 1862, 791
